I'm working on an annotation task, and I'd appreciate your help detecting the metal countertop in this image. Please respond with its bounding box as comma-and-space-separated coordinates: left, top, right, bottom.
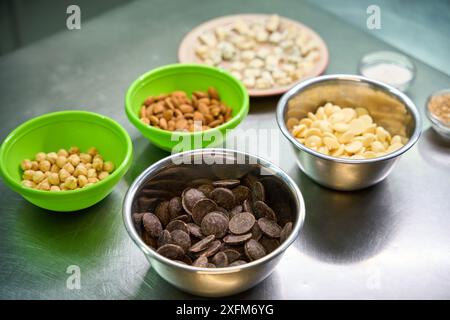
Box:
0, 0, 449, 299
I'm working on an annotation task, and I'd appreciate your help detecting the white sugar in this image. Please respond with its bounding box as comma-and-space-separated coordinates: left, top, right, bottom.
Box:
362, 62, 413, 88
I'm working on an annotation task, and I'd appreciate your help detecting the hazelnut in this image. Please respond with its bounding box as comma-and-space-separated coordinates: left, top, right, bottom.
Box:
63, 162, 75, 174
73, 164, 88, 177
32, 171, 45, 183
56, 156, 68, 168
38, 179, 50, 191
22, 180, 35, 188
59, 169, 71, 182
20, 146, 114, 191
64, 176, 78, 190
98, 171, 109, 180
48, 172, 60, 185
87, 168, 97, 178
39, 160, 51, 172
46, 152, 58, 164
93, 157, 103, 171
30, 161, 39, 170
35, 152, 46, 162
69, 146, 80, 154
78, 175, 88, 188
50, 164, 60, 173
21, 159, 32, 171
88, 177, 99, 184
58, 149, 69, 157
103, 161, 115, 173
23, 170, 34, 180
87, 147, 98, 156
79, 153, 92, 164
68, 154, 80, 166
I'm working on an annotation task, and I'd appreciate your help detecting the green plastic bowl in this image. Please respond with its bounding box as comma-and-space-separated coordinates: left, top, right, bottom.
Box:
0, 111, 133, 212
125, 64, 249, 151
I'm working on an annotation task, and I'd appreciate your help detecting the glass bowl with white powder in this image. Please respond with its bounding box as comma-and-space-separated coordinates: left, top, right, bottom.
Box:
358, 51, 415, 91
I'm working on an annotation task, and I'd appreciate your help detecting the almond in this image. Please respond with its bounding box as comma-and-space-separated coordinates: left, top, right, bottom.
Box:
139, 88, 233, 132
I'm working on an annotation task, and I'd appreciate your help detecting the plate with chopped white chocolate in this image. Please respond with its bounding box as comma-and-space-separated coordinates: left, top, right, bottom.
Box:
178, 14, 329, 97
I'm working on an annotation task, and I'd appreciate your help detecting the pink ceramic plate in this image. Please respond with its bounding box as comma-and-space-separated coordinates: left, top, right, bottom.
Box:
178, 14, 329, 97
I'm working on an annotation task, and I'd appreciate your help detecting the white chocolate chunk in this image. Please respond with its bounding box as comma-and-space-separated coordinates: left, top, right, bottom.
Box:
195, 15, 323, 91
256, 47, 271, 59
255, 77, 271, 89
255, 30, 269, 42
199, 32, 217, 47
230, 61, 246, 71
266, 15, 280, 32
243, 68, 261, 78
241, 50, 256, 61
230, 71, 242, 80
269, 32, 283, 43
271, 69, 287, 80
242, 77, 256, 88
249, 58, 264, 69
218, 42, 236, 60
233, 19, 250, 34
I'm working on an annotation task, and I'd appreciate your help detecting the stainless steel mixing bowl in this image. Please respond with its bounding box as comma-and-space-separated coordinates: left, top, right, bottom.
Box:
123, 149, 305, 297
276, 74, 422, 191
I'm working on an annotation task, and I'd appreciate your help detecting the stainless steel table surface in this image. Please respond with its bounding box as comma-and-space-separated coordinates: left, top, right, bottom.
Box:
0, 0, 449, 299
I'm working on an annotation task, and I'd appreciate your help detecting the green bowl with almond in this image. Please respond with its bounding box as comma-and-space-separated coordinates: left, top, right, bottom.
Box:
125, 64, 249, 151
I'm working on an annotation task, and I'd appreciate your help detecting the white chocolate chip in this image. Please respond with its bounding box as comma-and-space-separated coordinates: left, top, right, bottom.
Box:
256, 47, 270, 59
345, 141, 363, 154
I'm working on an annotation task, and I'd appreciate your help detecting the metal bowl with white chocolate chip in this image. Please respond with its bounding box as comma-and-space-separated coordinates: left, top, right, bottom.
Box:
276, 74, 422, 191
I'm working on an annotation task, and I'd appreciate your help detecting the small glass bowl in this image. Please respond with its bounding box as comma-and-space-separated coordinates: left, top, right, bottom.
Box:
358, 51, 416, 91
426, 89, 450, 140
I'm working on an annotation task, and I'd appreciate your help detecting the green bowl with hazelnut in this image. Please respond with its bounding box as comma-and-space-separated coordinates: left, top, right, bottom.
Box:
0, 110, 133, 212
125, 64, 249, 151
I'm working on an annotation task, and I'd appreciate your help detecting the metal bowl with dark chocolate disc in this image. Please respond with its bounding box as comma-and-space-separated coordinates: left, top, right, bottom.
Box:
123, 149, 305, 297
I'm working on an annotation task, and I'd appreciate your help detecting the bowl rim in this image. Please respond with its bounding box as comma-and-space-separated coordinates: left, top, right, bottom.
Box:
276, 74, 422, 164
123, 148, 306, 273
125, 63, 250, 138
0, 110, 133, 196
